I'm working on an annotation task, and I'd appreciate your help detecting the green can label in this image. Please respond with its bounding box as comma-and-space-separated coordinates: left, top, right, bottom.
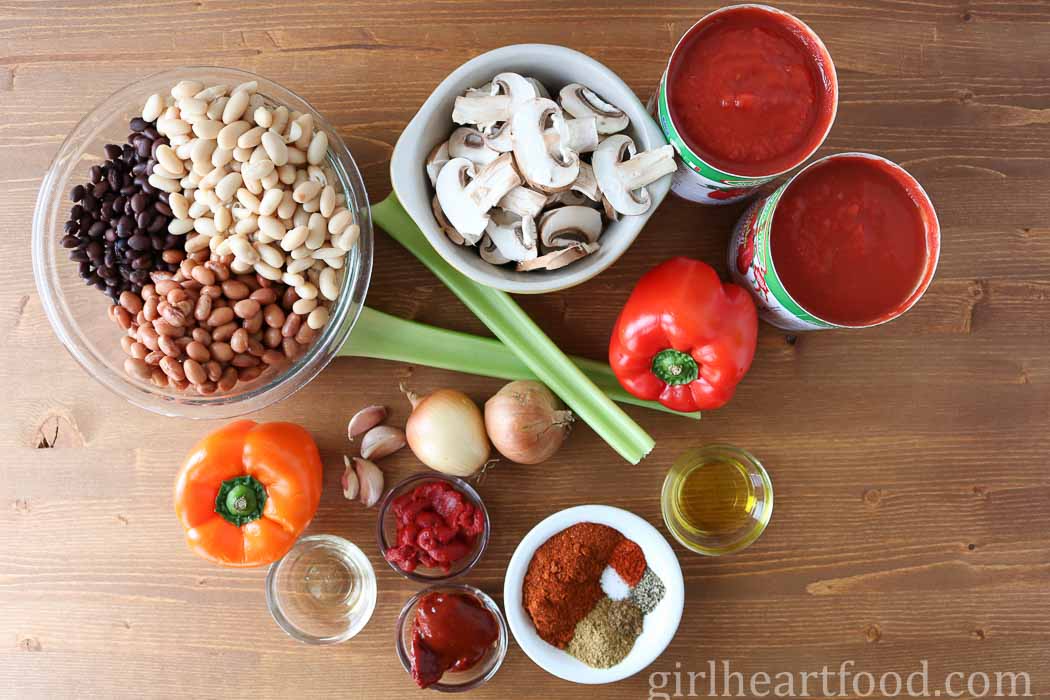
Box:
654, 72, 775, 206
727, 185, 835, 330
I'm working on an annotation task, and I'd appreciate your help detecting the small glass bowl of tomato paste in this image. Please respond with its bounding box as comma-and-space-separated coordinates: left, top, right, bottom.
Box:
377, 473, 490, 582
395, 584, 509, 692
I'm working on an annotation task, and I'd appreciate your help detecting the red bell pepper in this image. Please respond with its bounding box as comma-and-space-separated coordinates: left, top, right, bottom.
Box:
609, 257, 758, 412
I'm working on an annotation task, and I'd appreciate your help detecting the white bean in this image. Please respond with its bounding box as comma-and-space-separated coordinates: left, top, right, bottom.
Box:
254, 261, 282, 281
238, 126, 266, 149
295, 282, 318, 300
194, 217, 218, 237
211, 147, 234, 168
192, 119, 224, 140
261, 130, 289, 166
186, 234, 211, 253
292, 298, 317, 315
260, 170, 279, 190
290, 246, 312, 260
259, 189, 283, 216
256, 243, 284, 268
285, 257, 314, 274
230, 258, 253, 275
179, 97, 207, 115
142, 93, 164, 122
194, 84, 229, 102
325, 255, 345, 270
228, 235, 260, 264
233, 146, 253, 163
206, 96, 229, 120
242, 159, 275, 181
270, 105, 290, 134
319, 186, 336, 218
254, 106, 273, 128
217, 120, 251, 150
280, 226, 309, 252
319, 267, 339, 300
188, 200, 210, 219
168, 218, 195, 235
235, 215, 259, 235
292, 180, 322, 204
242, 174, 263, 195
307, 306, 329, 330
172, 80, 204, 99
147, 174, 180, 192
222, 89, 250, 124
258, 215, 287, 240
233, 80, 258, 95
277, 191, 297, 220
214, 206, 233, 233
335, 225, 360, 251
215, 172, 243, 202
277, 164, 297, 185
306, 131, 327, 165
327, 209, 353, 235
168, 193, 189, 220
236, 188, 261, 213
311, 246, 343, 261
287, 147, 306, 165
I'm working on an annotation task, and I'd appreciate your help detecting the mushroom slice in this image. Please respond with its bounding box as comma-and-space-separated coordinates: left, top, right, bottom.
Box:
516, 242, 599, 272
436, 154, 522, 241
498, 186, 548, 219
432, 194, 466, 245
538, 206, 603, 249
426, 141, 451, 188
559, 84, 630, 134
511, 98, 580, 193
479, 233, 511, 265
546, 190, 594, 208
550, 116, 599, 154
592, 135, 675, 216
452, 72, 539, 130
571, 162, 600, 201
528, 77, 551, 99
448, 127, 499, 165
464, 82, 493, 97
483, 122, 513, 152
485, 209, 538, 262
602, 195, 620, 222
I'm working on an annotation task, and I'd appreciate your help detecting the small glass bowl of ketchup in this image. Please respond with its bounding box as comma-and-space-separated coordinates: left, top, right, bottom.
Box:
376, 473, 490, 582
396, 584, 509, 692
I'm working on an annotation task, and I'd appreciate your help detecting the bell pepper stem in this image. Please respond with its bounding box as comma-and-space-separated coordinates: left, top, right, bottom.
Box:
215, 475, 267, 526
651, 349, 699, 386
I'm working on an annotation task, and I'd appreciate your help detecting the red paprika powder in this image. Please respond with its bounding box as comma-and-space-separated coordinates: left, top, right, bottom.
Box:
522, 522, 623, 648
608, 538, 646, 587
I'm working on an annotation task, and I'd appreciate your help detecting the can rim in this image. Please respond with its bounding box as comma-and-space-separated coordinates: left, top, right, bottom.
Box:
763, 152, 942, 329
662, 3, 840, 181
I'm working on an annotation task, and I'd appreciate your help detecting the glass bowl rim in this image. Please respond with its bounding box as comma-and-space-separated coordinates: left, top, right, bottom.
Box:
31, 65, 373, 419
375, 472, 490, 583
394, 583, 509, 692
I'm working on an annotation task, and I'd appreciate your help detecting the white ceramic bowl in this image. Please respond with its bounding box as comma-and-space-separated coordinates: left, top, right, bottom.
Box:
390, 44, 671, 294
503, 505, 685, 684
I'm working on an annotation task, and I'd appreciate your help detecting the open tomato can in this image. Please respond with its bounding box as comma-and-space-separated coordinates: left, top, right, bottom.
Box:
728, 152, 941, 331
653, 4, 838, 205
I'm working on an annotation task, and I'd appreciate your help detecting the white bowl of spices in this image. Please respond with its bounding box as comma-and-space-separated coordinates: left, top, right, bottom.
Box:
503, 505, 685, 684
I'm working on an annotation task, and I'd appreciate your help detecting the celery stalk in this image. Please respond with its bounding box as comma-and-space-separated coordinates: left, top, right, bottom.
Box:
370, 194, 656, 463
342, 306, 699, 418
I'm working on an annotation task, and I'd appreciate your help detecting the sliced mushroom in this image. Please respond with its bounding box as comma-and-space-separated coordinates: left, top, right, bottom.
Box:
486, 209, 538, 262
448, 127, 499, 165
516, 242, 599, 271
538, 206, 603, 249
559, 84, 630, 134
452, 72, 539, 129
602, 195, 619, 222
546, 190, 594, 208
550, 116, 599, 153
483, 122, 513, 152
479, 233, 510, 265
436, 154, 522, 241
571, 162, 600, 200
426, 141, 451, 188
498, 186, 548, 219
528, 77, 551, 99
511, 98, 580, 193
465, 82, 493, 97
432, 194, 466, 245
592, 135, 675, 216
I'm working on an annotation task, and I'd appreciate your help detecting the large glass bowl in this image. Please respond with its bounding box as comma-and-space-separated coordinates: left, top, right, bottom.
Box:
32, 67, 372, 419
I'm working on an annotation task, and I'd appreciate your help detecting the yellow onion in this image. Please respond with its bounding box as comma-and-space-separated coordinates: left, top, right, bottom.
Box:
484, 381, 573, 464
404, 387, 490, 476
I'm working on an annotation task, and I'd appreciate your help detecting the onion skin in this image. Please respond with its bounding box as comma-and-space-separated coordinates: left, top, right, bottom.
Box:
484, 381, 572, 464
405, 389, 490, 477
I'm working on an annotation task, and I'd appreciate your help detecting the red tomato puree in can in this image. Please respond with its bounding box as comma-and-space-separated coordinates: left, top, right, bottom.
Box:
667, 5, 836, 177
770, 155, 934, 326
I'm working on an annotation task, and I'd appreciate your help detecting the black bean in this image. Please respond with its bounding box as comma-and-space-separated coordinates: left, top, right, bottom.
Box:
87, 221, 107, 238
135, 211, 151, 229
92, 180, 109, 197
85, 241, 104, 260
60, 235, 80, 248
104, 144, 122, 160
105, 229, 119, 243
129, 270, 149, 286
130, 117, 148, 132
130, 193, 148, 213
135, 139, 152, 159
153, 200, 172, 217
70, 184, 86, 202
142, 126, 159, 140
127, 234, 151, 251
89, 165, 103, 183
147, 217, 166, 234
150, 234, 166, 250
82, 192, 96, 211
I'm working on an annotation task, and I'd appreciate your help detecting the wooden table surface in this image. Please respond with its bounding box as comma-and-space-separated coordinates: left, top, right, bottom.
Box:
3, 1, 1049, 698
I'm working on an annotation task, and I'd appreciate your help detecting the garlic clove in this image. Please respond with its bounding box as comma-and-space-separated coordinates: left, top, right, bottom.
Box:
348, 404, 388, 441
360, 425, 407, 461
354, 457, 384, 508
341, 455, 359, 500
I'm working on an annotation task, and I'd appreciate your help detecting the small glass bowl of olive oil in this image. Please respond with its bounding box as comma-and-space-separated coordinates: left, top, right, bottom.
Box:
661, 444, 773, 556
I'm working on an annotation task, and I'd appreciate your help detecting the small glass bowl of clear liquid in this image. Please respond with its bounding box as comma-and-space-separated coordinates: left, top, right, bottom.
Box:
266, 535, 378, 644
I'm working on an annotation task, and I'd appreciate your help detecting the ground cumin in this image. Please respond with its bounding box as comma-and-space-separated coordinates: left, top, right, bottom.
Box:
522, 522, 624, 648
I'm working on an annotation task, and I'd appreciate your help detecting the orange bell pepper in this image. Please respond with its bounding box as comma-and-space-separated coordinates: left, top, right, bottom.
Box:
174, 420, 324, 567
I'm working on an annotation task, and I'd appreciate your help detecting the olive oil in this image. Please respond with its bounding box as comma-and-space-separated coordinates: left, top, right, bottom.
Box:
661, 445, 773, 555
675, 458, 756, 535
